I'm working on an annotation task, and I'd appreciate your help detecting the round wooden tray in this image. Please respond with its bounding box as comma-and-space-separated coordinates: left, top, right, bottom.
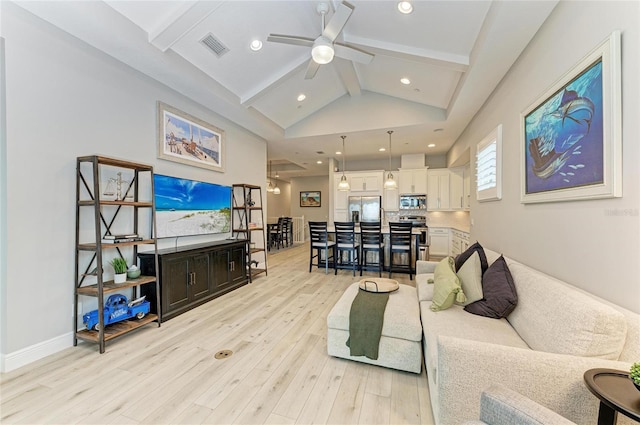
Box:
358, 278, 399, 293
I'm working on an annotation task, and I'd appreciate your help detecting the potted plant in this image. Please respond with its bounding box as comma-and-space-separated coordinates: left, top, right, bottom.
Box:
110, 257, 128, 284
631, 362, 640, 392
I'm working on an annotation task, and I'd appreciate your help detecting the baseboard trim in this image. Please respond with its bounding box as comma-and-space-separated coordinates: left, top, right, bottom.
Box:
1, 332, 73, 373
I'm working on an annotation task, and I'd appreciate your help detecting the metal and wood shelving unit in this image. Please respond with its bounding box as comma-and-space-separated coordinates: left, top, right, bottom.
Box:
74, 155, 160, 353
232, 184, 267, 282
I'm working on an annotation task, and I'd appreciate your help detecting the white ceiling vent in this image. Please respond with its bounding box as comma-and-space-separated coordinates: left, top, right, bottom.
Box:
200, 33, 229, 58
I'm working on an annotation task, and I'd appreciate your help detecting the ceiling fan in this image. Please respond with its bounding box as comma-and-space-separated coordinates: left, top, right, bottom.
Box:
267, 1, 374, 79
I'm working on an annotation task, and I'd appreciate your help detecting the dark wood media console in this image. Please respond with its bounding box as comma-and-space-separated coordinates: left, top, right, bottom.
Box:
139, 240, 248, 321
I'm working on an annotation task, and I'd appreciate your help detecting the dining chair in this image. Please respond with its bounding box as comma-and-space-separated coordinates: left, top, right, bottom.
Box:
282, 217, 292, 247
359, 221, 383, 277
389, 221, 414, 280
334, 221, 360, 276
308, 221, 336, 274
269, 217, 284, 250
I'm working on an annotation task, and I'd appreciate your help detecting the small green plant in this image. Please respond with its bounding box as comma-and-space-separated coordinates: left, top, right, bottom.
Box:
110, 257, 128, 274
631, 362, 640, 386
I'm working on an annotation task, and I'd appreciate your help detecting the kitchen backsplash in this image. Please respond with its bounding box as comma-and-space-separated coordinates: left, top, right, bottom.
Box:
385, 210, 470, 232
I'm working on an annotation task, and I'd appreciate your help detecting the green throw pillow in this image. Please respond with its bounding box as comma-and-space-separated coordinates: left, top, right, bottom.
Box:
455, 251, 484, 305
430, 257, 466, 311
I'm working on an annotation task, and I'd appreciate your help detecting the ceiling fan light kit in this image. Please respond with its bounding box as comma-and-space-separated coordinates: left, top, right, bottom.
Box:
311, 37, 334, 64
267, 1, 373, 80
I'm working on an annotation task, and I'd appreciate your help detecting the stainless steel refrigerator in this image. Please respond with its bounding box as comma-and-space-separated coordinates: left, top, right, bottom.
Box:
348, 196, 381, 222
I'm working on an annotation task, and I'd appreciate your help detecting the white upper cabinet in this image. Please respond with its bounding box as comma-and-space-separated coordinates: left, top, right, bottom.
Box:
427, 169, 451, 210
349, 173, 382, 193
398, 168, 428, 194
383, 187, 399, 211
449, 167, 465, 210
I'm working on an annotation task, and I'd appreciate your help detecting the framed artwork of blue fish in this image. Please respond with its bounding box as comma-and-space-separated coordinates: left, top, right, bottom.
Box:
520, 31, 621, 203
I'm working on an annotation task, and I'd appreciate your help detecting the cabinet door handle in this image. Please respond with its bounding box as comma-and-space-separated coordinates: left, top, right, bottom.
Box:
192, 272, 196, 286
230, 261, 234, 272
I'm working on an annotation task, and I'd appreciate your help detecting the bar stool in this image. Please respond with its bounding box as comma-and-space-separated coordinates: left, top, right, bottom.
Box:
334, 221, 360, 276
360, 221, 383, 277
389, 222, 414, 280
308, 221, 336, 274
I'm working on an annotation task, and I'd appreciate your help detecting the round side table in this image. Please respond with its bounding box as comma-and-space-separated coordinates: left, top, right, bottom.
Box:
583, 368, 640, 425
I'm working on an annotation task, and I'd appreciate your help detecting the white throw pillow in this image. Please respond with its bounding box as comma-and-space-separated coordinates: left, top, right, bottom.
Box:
456, 251, 483, 305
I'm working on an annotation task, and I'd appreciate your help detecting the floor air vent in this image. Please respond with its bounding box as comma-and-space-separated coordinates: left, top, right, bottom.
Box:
201, 33, 229, 58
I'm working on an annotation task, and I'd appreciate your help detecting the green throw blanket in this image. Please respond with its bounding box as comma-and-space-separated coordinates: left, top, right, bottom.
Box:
346, 289, 390, 360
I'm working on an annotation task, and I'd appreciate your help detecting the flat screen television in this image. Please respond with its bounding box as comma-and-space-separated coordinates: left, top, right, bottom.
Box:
154, 174, 231, 238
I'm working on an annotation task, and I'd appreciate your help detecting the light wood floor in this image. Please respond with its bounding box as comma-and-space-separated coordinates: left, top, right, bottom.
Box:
0, 243, 435, 425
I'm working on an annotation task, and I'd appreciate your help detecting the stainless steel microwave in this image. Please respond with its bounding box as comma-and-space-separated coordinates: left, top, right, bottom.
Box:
399, 194, 427, 210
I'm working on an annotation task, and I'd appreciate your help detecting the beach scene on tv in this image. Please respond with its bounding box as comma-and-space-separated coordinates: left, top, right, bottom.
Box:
154, 174, 231, 238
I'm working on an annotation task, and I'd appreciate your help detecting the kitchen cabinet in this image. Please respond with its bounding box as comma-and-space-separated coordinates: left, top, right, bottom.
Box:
450, 229, 470, 257
463, 166, 471, 210
449, 167, 465, 210
429, 227, 450, 259
349, 172, 382, 193
427, 169, 451, 210
383, 187, 399, 212
334, 175, 349, 210
398, 168, 428, 194
139, 240, 248, 321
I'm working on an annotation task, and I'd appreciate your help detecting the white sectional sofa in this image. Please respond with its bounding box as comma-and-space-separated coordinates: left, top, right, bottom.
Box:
416, 247, 639, 425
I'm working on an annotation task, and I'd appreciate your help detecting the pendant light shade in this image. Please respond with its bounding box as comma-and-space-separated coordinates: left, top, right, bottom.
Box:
337, 135, 350, 191
384, 130, 398, 189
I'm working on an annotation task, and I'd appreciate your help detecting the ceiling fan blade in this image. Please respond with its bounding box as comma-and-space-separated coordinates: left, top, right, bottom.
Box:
322, 1, 354, 42
305, 59, 321, 79
334, 43, 374, 65
267, 34, 315, 48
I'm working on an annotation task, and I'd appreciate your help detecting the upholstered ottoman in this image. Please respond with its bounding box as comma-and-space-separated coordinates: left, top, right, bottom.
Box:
327, 282, 422, 373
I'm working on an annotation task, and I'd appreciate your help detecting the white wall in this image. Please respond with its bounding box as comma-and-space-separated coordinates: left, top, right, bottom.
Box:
290, 176, 330, 225
448, 1, 640, 313
266, 180, 291, 220
1, 3, 266, 369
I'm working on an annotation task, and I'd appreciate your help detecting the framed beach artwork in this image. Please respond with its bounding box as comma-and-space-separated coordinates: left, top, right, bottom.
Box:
520, 31, 621, 203
300, 191, 321, 207
157, 102, 225, 172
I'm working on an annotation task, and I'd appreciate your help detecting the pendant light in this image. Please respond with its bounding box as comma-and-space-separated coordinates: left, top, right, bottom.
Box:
384, 130, 398, 189
337, 135, 350, 191
273, 163, 281, 195
266, 160, 274, 192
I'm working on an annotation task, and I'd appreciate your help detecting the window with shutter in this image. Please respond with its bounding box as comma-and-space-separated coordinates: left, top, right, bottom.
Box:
476, 125, 502, 202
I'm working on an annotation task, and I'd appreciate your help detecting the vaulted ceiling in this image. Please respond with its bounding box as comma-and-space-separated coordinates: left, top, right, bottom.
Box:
16, 0, 558, 179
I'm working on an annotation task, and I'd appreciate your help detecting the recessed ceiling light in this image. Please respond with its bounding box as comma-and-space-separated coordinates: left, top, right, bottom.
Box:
379, 148, 386, 152
297, 93, 306, 102
250, 39, 262, 51
428, 143, 436, 148
398, 1, 413, 14
336, 151, 342, 155
317, 160, 323, 164
400, 77, 411, 85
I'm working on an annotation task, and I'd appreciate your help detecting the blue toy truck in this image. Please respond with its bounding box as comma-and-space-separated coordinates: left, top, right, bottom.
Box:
83, 294, 150, 331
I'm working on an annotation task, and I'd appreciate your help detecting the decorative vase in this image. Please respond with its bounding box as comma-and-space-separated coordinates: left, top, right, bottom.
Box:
114, 273, 127, 284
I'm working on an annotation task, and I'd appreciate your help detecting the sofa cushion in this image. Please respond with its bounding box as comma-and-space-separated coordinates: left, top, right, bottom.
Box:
505, 261, 627, 360
456, 251, 484, 305
416, 274, 435, 301
455, 242, 489, 275
465, 256, 517, 319
431, 257, 466, 311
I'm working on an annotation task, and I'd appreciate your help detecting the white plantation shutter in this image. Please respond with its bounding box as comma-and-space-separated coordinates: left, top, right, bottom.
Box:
476, 125, 502, 201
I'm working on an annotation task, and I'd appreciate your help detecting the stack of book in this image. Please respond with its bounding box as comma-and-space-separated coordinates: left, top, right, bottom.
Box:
101, 234, 143, 244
